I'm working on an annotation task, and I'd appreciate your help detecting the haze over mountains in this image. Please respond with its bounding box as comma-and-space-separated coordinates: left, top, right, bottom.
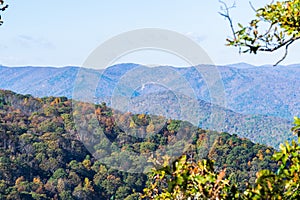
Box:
0, 63, 299, 147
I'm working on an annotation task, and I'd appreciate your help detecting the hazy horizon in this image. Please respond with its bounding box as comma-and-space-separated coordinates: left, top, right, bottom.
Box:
1, 1, 300, 67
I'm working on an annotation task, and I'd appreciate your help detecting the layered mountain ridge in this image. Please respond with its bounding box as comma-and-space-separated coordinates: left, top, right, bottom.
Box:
0, 63, 299, 148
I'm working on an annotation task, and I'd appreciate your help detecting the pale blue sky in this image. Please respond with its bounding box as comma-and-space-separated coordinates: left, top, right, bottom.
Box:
0, 0, 299, 67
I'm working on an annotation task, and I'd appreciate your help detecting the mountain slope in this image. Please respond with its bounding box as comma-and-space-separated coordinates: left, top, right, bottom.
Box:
0, 90, 278, 199
1, 63, 299, 119
0, 63, 298, 148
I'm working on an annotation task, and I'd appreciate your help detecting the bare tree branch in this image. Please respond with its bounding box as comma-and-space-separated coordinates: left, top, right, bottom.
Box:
259, 36, 300, 52
249, 1, 257, 12
219, 0, 240, 52
273, 39, 295, 66
0, 0, 8, 26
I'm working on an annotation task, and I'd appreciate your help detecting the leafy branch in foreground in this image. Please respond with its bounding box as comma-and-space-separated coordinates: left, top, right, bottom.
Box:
244, 117, 300, 199
220, 0, 300, 66
141, 155, 240, 199
291, 116, 300, 137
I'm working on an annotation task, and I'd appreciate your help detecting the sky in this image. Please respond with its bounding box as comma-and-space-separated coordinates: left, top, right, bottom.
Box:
0, 0, 299, 67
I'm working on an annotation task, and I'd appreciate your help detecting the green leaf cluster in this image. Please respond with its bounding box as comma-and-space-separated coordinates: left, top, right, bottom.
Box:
225, 0, 300, 63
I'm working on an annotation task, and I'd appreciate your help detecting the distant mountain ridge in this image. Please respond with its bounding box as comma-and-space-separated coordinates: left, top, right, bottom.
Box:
1, 63, 299, 119
0, 65, 80, 98
0, 63, 299, 148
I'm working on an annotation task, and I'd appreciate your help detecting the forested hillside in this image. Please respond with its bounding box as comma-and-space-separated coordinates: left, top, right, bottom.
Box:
0, 90, 278, 199
0, 64, 298, 148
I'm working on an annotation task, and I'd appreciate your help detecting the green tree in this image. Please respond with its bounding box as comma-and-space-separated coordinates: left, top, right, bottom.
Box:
243, 117, 300, 199
220, 0, 300, 65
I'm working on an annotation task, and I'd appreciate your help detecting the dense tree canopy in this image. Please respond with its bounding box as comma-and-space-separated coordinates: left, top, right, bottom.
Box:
221, 0, 300, 65
0, 90, 277, 199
